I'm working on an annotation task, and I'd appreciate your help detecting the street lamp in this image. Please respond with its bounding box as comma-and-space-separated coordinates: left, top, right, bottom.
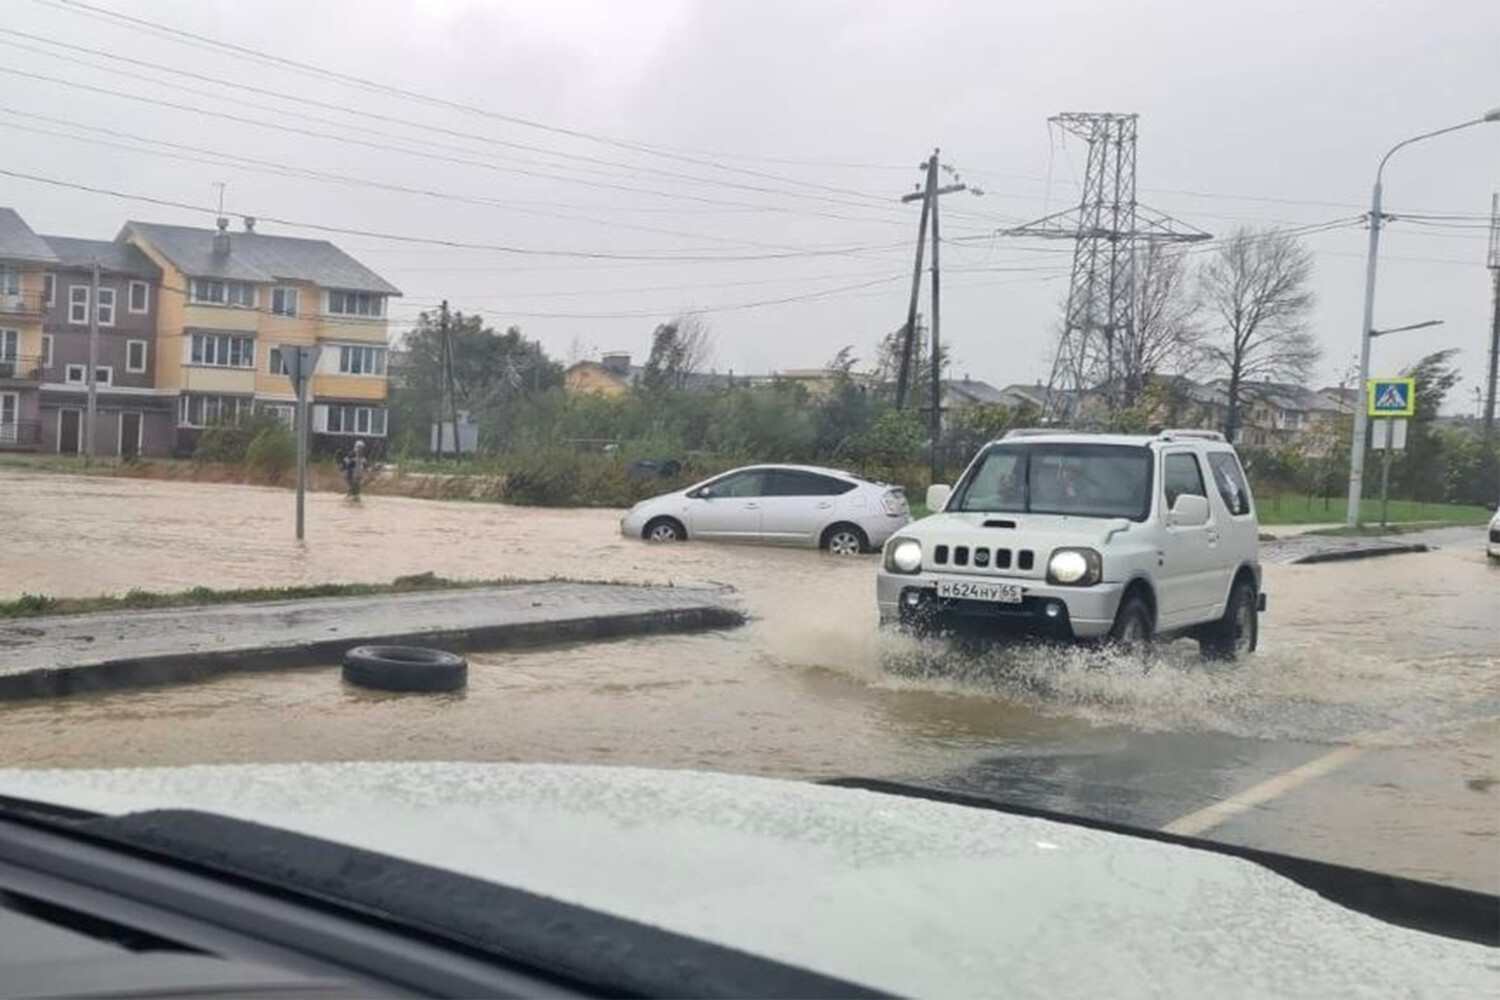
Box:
1369, 319, 1444, 339
1345, 108, 1500, 527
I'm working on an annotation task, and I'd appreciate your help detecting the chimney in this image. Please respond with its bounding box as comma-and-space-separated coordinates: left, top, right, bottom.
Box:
601, 352, 630, 376
243, 216, 256, 233
212, 216, 231, 256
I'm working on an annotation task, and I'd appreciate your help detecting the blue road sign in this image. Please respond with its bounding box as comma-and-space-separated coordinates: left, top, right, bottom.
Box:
1367, 377, 1416, 417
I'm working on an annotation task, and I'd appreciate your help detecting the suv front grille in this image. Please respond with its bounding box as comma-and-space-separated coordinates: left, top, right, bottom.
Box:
932, 545, 1033, 571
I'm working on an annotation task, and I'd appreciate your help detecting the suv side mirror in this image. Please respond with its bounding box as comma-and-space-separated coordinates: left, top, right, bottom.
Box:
1168, 493, 1210, 527
694, 486, 714, 500
926, 484, 951, 512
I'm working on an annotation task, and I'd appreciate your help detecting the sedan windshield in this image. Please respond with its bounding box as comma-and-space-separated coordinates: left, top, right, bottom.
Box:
950, 443, 1153, 520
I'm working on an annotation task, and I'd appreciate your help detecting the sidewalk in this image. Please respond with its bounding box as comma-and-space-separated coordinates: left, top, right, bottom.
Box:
1260, 524, 1482, 564
0, 583, 744, 700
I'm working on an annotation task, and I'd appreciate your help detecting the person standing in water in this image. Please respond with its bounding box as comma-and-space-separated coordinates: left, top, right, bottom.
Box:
340, 439, 367, 500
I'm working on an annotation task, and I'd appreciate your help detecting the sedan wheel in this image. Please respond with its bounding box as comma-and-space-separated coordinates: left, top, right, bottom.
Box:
825, 526, 865, 556
645, 518, 684, 543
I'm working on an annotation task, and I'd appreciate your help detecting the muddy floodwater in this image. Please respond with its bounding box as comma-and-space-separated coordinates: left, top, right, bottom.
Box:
1, 472, 1497, 889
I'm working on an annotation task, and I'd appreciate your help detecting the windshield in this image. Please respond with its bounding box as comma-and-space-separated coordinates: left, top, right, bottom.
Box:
0, 1, 1495, 995
951, 443, 1153, 520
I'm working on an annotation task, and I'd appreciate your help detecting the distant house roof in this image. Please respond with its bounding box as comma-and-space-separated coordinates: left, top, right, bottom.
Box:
942, 378, 1008, 406
0, 208, 60, 263
39, 236, 161, 279
1232, 380, 1345, 414
122, 221, 401, 295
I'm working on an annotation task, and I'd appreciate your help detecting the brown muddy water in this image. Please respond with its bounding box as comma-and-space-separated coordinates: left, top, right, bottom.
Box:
0, 472, 1496, 886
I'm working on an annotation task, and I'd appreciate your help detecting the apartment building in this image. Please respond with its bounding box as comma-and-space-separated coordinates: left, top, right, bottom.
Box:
0, 208, 56, 450
121, 217, 400, 455
36, 236, 168, 456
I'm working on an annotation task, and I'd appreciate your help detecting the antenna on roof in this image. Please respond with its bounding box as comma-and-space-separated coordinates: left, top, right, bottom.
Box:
212, 181, 230, 231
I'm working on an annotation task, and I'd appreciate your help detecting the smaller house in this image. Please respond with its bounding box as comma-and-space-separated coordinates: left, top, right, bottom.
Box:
563, 351, 740, 395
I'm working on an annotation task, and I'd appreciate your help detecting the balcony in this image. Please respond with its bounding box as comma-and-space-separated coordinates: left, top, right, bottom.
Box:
0, 290, 47, 318
0, 421, 42, 450
0, 355, 43, 382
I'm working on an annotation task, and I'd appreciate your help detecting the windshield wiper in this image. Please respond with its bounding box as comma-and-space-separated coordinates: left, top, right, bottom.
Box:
0, 796, 889, 999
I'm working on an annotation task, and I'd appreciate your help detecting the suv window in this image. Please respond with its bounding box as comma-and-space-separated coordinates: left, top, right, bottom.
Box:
766, 470, 855, 496
951, 443, 1153, 521
1207, 452, 1253, 517
1162, 452, 1208, 508
706, 470, 766, 498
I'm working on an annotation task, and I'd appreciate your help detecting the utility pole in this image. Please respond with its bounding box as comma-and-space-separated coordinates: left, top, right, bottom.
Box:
85, 260, 99, 465
1485, 191, 1499, 432
897, 150, 979, 480
929, 169, 943, 483
438, 299, 461, 458
896, 156, 935, 408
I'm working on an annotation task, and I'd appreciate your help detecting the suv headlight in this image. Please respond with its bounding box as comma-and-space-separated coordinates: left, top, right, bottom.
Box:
886, 538, 922, 574
1047, 547, 1102, 586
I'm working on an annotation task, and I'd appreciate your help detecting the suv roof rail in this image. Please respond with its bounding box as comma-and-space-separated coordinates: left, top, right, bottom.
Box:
1157, 428, 1227, 442
1002, 427, 1093, 439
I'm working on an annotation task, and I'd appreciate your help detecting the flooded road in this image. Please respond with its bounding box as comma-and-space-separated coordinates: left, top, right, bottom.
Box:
1, 472, 1496, 890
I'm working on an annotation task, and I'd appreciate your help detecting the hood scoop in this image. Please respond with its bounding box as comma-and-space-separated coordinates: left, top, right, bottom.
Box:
983, 519, 1017, 529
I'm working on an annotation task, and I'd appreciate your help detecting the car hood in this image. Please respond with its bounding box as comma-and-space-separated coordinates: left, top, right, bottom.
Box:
903, 511, 1135, 547
0, 762, 1489, 999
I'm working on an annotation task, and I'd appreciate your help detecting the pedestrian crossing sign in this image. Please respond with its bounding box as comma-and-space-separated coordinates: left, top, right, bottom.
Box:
1367, 377, 1415, 417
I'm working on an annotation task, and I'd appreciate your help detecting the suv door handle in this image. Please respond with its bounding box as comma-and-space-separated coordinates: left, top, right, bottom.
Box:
743, 502, 760, 509
816, 501, 833, 509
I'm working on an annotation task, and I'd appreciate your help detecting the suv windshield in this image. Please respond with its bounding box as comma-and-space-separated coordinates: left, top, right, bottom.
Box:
950, 442, 1153, 520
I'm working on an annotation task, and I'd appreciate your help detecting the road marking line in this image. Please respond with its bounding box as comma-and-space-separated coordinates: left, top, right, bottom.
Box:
1161, 744, 1366, 837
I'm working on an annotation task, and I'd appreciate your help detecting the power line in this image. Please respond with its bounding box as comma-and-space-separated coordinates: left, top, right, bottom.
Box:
30, 0, 926, 208
0, 165, 922, 262
0, 109, 913, 259
0, 31, 927, 222
0, 64, 921, 230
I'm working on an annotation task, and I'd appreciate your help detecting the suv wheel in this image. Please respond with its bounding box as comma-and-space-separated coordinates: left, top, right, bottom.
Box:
1109, 593, 1153, 649
1200, 579, 1258, 660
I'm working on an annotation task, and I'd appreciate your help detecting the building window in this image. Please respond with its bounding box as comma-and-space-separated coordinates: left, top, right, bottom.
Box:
322, 403, 388, 436
128, 280, 149, 313
189, 279, 256, 308
327, 291, 384, 317
126, 339, 148, 373
271, 286, 299, 317
40, 334, 52, 367
68, 285, 89, 325
63, 364, 108, 385
0, 329, 15, 361
268, 346, 289, 376
97, 287, 116, 327
189, 332, 255, 368
43, 273, 55, 307
338, 344, 387, 375
259, 402, 296, 427
178, 394, 251, 428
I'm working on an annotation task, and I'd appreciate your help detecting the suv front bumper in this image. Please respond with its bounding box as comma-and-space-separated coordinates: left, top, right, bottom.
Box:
876, 571, 1125, 640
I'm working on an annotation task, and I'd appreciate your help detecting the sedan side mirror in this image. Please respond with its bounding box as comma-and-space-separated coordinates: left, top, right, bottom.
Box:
695, 486, 714, 500
926, 484, 951, 512
1168, 493, 1210, 527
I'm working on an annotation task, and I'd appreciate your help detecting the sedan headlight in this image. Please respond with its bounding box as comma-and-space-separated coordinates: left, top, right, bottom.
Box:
1047, 547, 1102, 586
886, 538, 923, 574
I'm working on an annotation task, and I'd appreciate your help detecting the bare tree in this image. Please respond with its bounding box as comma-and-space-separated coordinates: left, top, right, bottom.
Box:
673, 313, 715, 377
1119, 244, 1201, 407
1197, 227, 1319, 442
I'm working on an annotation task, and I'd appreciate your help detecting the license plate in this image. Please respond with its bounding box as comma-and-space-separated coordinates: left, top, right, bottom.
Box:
936, 580, 1023, 604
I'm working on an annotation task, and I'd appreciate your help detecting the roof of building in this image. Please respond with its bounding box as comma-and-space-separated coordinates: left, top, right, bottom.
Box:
1232, 380, 1346, 414
942, 378, 1008, 405
0, 208, 60, 263
39, 236, 161, 278
122, 221, 401, 295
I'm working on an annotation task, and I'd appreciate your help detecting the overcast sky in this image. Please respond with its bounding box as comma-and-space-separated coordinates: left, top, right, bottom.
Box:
5, 0, 1497, 409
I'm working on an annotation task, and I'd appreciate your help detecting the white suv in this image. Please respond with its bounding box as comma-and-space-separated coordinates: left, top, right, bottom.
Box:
877, 429, 1263, 657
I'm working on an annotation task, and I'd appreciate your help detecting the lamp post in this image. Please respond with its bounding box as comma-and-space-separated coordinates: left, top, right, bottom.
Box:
1344, 108, 1500, 527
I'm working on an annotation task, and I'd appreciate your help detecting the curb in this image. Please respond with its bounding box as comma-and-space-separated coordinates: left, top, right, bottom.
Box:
0, 605, 745, 701
1290, 543, 1431, 565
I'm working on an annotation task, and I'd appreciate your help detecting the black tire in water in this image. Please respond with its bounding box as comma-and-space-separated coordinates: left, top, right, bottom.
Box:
342, 645, 468, 692
1108, 592, 1154, 649
1199, 578, 1259, 661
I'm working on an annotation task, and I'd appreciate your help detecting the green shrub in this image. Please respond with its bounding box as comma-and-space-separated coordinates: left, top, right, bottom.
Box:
246, 424, 296, 484
193, 424, 249, 463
